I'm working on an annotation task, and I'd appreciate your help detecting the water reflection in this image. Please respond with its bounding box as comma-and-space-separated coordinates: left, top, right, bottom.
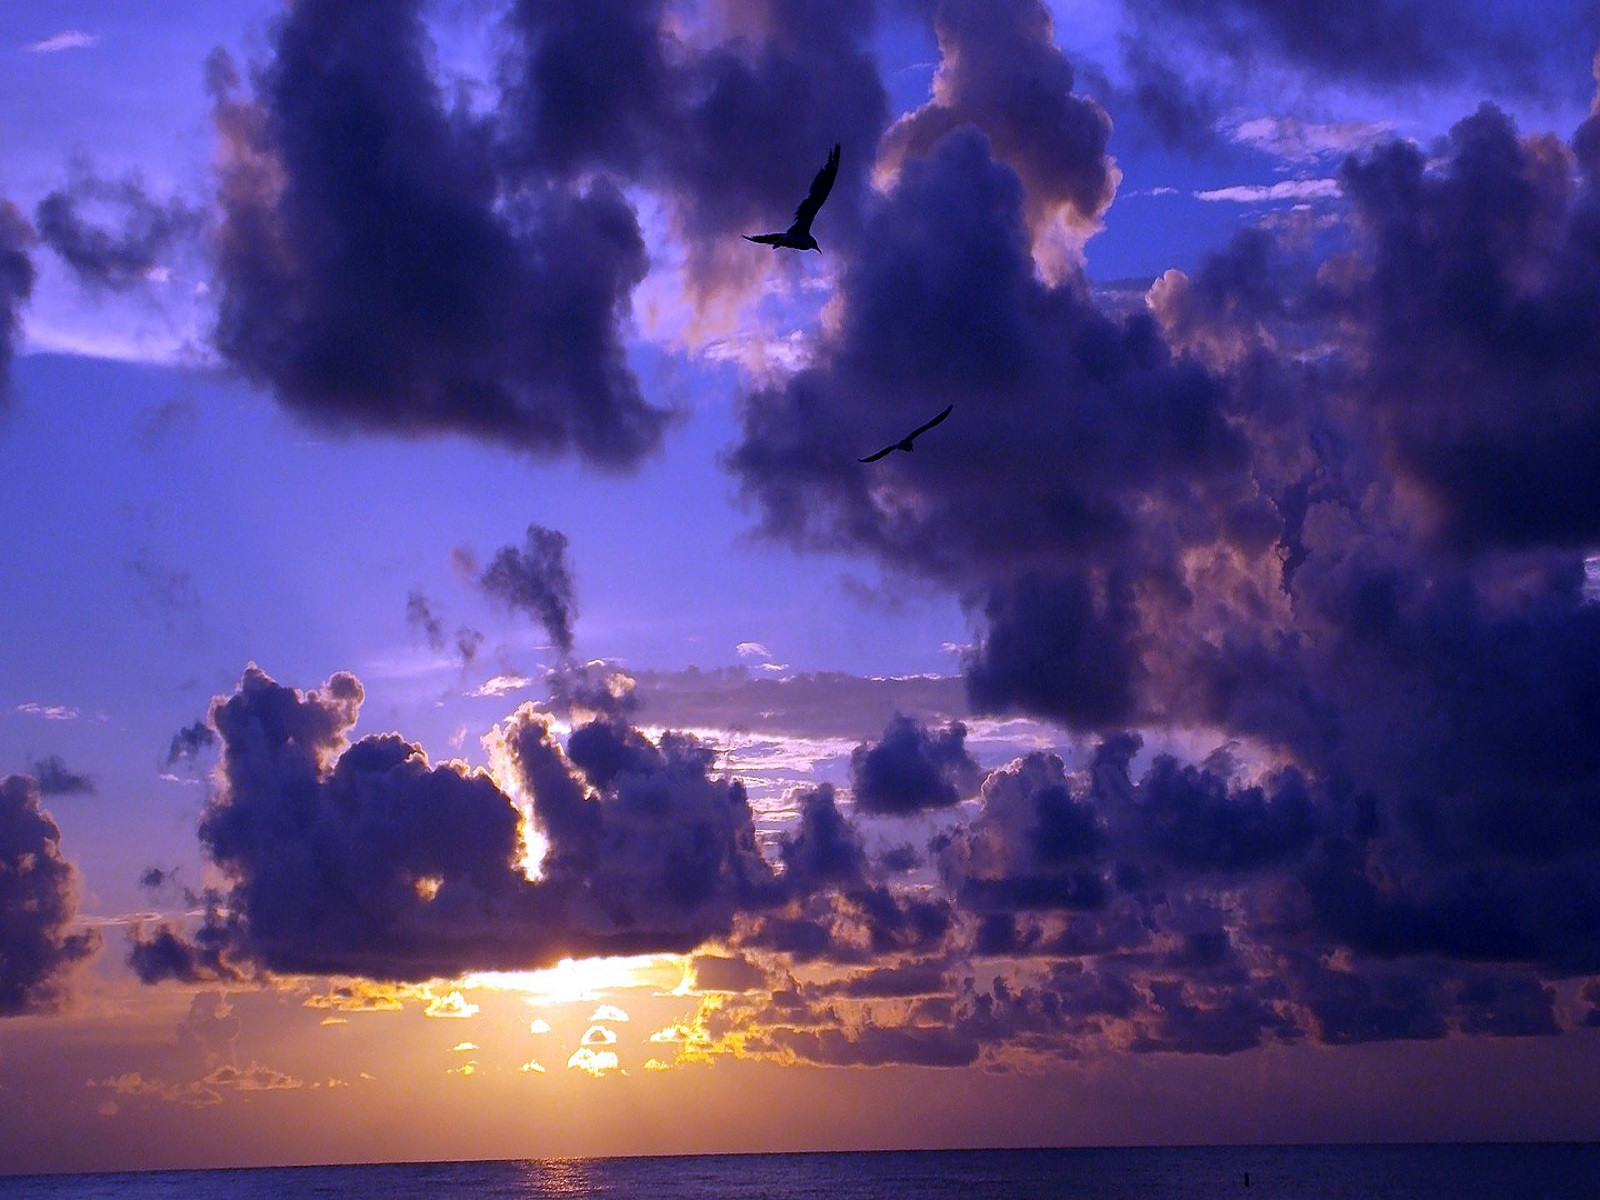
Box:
515, 1157, 597, 1198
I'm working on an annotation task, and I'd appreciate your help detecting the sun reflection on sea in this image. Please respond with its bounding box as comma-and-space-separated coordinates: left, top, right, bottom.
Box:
517, 1157, 595, 1196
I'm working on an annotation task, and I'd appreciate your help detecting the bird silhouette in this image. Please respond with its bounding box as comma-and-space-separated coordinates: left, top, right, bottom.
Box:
744, 144, 840, 252
859, 404, 953, 462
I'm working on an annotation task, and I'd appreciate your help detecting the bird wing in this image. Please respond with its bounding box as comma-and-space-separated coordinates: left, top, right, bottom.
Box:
790, 143, 840, 234
858, 443, 896, 463
907, 403, 953, 441
743, 233, 786, 244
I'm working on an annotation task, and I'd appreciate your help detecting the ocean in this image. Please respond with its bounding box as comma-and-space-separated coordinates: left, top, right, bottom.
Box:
4, 1144, 1598, 1199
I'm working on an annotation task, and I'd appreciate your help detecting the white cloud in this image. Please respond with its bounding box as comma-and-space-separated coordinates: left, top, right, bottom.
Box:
589, 1004, 630, 1023
735, 641, 772, 659
26, 31, 100, 54
472, 674, 533, 698
15, 702, 79, 721
1195, 179, 1341, 204
1229, 115, 1394, 164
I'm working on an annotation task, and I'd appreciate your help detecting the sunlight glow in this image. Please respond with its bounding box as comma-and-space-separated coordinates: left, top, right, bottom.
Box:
517, 803, 549, 881
463, 954, 685, 1003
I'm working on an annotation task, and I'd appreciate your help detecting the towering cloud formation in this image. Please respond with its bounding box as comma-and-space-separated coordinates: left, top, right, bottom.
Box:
0, 775, 100, 1015
714, 40, 1600, 1064
732, 124, 1248, 730
0, 200, 35, 408
878, 0, 1117, 269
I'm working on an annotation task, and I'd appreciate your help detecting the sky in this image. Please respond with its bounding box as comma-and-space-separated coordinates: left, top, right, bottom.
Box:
4, 0, 1600, 1177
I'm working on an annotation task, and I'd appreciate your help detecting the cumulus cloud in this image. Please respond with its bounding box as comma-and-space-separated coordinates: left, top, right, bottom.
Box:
850, 714, 981, 816
708, 65, 1600, 1068
206, 0, 668, 469
128, 665, 809, 982
0, 774, 100, 1015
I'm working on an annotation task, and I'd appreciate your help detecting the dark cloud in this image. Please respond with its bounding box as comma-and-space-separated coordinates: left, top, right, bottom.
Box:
128, 908, 243, 986
456, 626, 485, 666
506, 0, 888, 274
478, 524, 576, 653
731, 124, 1249, 734
1336, 105, 1600, 551
132, 667, 803, 982
850, 714, 980, 815
0, 774, 100, 1015
405, 590, 445, 651
207, 0, 667, 468
34, 164, 203, 291
690, 952, 769, 994
725, 22, 1600, 1022
163, 719, 217, 771
0, 199, 35, 409
28, 754, 95, 797
778, 784, 869, 895
1111, 37, 1223, 154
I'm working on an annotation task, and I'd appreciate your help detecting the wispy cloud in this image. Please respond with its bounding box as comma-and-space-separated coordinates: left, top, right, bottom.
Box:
15, 702, 78, 721
1229, 115, 1395, 163
1194, 179, 1341, 204
25, 31, 100, 54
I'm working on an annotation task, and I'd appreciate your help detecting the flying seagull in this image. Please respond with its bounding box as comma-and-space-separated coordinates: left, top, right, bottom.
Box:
744, 143, 840, 253
859, 404, 953, 463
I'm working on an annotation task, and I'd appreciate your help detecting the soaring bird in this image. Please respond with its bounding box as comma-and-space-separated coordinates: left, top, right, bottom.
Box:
859, 404, 953, 462
744, 144, 840, 252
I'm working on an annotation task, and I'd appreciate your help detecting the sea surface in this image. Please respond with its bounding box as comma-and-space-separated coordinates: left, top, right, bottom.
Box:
5, 1144, 1599, 1199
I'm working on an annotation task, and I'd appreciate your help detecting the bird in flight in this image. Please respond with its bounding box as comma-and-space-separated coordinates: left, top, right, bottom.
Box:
744, 144, 840, 253
859, 404, 953, 462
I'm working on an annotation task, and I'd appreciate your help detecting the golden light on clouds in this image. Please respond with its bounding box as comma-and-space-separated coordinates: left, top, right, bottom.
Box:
566, 1047, 620, 1077
424, 990, 479, 1019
